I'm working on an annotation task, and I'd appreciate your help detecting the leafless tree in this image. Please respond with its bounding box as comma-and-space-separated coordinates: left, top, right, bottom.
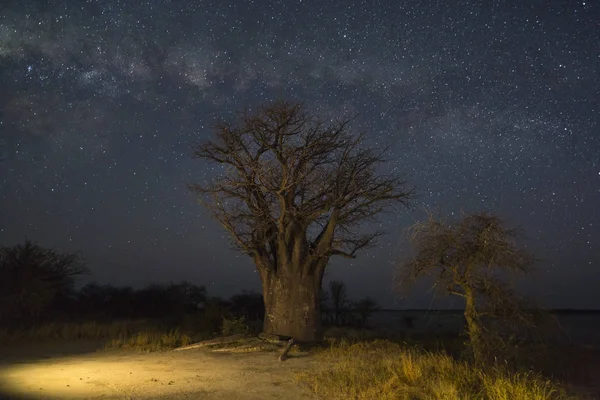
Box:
189, 100, 413, 341
354, 297, 380, 328
329, 280, 349, 326
396, 211, 546, 365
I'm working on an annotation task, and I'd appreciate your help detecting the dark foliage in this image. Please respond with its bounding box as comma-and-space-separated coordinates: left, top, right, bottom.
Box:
0, 240, 87, 326
321, 279, 380, 329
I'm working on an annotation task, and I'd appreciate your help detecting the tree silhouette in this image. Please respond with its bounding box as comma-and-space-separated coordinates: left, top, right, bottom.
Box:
396, 212, 543, 365
354, 297, 380, 328
190, 100, 413, 341
75, 281, 207, 321
329, 280, 349, 326
0, 240, 87, 326
176, 281, 208, 311
229, 291, 264, 321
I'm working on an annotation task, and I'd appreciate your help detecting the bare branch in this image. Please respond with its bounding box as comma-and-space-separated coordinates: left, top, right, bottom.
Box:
396, 211, 549, 363
190, 99, 413, 277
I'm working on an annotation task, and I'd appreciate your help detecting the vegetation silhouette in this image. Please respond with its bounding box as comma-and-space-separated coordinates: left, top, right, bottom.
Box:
396, 211, 557, 367
0, 219, 596, 398
1, 99, 597, 398
0, 240, 87, 327
189, 99, 413, 341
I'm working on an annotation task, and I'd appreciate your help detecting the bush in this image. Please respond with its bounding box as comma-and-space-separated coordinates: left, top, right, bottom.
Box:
0, 240, 87, 326
104, 328, 196, 352
221, 316, 249, 336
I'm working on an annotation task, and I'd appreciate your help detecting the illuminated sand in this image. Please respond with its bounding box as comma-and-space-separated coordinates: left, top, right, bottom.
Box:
0, 340, 316, 399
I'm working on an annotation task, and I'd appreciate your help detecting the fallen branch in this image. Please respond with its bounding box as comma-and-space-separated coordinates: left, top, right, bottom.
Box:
173, 334, 247, 351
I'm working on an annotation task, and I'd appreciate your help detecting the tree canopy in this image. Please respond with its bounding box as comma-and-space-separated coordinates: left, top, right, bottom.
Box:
190, 99, 413, 275
0, 240, 87, 325
189, 99, 413, 340
396, 212, 550, 364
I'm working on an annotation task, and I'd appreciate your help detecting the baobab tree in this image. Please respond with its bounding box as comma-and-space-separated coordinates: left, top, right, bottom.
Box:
189, 100, 413, 342
396, 212, 544, 365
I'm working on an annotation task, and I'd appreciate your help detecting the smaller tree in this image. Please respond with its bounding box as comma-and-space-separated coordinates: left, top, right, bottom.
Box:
396, 212, 543, 366
320, 289, 331, 324
354, 297, 380, 328
329, 280, 349, 326
0, 240, 87, 326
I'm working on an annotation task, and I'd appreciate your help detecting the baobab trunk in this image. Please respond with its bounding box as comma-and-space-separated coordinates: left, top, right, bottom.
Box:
260, 268, 323, 342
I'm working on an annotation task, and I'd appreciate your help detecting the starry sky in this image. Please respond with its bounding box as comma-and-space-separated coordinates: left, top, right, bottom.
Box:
0, 0, 598, 309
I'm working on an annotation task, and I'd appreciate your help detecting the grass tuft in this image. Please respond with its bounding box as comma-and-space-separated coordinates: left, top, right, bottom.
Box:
0, 320, 207, 352
104, 328, 195, 352
297, 339, 576, 400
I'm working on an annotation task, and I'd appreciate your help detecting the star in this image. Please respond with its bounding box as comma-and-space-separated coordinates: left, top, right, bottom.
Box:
0, 0, 597, 309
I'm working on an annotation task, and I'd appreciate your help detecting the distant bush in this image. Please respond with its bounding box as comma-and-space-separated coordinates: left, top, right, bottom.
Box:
221, 316, 249, 336
74, 281, 207, 322
403, 315, 416, 329
0, 240, 87, 326
322, 280, 382, 329
228, 291, 264, 321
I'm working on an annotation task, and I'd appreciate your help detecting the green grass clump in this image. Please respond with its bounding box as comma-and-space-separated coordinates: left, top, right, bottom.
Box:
297, 339, 576, 400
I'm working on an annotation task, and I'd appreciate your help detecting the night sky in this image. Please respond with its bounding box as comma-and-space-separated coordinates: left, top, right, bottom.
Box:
1, 0, 598, 309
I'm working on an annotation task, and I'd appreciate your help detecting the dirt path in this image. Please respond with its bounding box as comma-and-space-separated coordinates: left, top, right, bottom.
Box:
0, 341, 318, 399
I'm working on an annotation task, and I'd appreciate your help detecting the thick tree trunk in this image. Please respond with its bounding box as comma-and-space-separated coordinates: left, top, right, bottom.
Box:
261, 268, 323, 342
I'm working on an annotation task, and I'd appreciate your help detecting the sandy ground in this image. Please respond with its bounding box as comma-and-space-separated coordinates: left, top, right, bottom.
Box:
2, 338, 599, 400
0, 340, 318, 400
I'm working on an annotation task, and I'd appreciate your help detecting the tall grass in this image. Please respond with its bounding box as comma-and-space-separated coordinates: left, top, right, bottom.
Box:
104, 328, 195, 352
0, 320, 147, 342
0, 320, 209, 352
297, 339, 576, 400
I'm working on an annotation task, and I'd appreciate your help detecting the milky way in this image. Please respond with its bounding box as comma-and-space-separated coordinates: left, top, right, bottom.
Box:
0, 0, 598, 308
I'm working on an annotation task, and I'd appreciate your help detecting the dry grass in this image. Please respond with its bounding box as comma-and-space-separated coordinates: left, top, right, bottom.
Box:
103, 328, 195, 352
297, 339, 577, 400
0, 320, 148, 342
0, 320, 207, 352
